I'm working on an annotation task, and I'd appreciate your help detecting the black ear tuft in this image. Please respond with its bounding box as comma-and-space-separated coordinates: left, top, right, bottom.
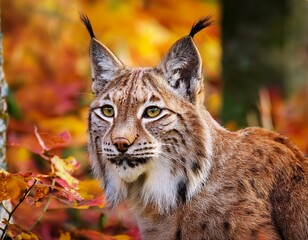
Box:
80, 13, 96, 38
189, 16, 214, 38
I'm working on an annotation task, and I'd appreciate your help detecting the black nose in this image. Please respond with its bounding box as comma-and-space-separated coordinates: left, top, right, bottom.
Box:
113, 138, 131, 153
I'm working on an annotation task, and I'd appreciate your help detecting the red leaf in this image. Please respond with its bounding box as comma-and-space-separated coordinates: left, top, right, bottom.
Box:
55, 187, 83, 203
8, 127, 71, 154
74, 195, 106, 209
35, 126, 71, 152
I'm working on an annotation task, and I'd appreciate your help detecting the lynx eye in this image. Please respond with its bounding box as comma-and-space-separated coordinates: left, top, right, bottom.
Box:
143, 106, 162, 118
101, 105, 114, 118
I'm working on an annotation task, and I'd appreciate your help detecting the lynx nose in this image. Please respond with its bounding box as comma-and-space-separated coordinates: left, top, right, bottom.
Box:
113, 138, 131, 153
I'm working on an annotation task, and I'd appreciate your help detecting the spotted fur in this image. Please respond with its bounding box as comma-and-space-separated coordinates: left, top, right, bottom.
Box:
82, 15, 308, 240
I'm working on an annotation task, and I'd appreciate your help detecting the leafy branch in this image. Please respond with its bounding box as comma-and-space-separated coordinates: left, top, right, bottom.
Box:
0, 179, 37, 240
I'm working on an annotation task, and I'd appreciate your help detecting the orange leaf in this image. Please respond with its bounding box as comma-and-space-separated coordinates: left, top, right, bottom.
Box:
0, 170, 33, 201
78, 179, 103, 200
33, 185, 50, 201
0, 170, 10, 201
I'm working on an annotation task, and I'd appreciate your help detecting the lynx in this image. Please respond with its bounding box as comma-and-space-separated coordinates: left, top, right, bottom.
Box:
81, 14, 308, 240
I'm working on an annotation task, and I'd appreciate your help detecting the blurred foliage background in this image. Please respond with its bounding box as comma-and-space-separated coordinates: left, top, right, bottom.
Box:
1, 0, 307, 239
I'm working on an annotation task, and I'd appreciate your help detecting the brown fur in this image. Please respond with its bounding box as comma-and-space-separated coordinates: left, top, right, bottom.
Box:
130, 124, 308, 240
82, 15, 308, 240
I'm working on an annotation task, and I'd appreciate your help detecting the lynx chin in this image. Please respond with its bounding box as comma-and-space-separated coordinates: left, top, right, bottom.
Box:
81, 14, 308, 240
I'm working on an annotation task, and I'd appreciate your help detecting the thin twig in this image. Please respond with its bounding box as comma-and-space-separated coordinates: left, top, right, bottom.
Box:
29, 162, 56, 231
0, 202, 10, 214
0, 179, 37, 240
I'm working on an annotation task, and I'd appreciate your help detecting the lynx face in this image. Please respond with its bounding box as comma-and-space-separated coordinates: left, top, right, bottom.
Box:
84, 15, 214, 212
89, 67, 211, 201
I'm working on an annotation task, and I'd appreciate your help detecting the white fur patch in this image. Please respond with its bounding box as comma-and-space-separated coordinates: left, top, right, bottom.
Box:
104, 163, 128, 206
141, 156, 179, 213
114, 162, 147, 183
168, 71, 181, 87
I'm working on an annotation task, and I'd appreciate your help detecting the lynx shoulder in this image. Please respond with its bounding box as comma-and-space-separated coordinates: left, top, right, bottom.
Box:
82, 14, 308, 240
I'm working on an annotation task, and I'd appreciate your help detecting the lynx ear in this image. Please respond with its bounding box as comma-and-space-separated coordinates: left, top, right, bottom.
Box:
81, 14, 123, 95
90, 39, 123, 94
157, 17, 213, 104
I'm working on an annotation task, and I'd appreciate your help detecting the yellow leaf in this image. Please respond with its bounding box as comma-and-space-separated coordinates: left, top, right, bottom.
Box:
78, 179, 103, 200
113, 235, 133, 240
51, 156, 80, 188
59, 232, 71, 240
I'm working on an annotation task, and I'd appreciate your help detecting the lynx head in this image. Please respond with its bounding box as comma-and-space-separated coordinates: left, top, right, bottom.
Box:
82, 14, 214, 213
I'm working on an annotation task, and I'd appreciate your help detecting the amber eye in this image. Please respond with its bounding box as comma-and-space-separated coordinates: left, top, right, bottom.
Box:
101, 105, 114, 117
143, 106, 161, 118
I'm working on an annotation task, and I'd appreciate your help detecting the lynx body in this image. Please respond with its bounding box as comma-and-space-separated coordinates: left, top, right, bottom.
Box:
82, 15, 308, 240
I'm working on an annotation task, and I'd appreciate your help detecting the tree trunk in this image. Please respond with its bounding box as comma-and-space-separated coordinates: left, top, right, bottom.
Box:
221, 0, 288, 127
284, 0, 308, 95
0, 5, 10, 228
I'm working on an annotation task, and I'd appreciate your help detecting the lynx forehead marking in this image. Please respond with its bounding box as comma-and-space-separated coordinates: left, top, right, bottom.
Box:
105, 69, 163, 108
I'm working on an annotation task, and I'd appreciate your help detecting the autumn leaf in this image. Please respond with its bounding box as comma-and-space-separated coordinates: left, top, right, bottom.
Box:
78, 179, 103, 200
0, 170, 34, 201
12, 172, 34, 186
34, 126, 71, 152
51, 156, 80, 189
3, 219, 42, 240
8, 126, 71, 154
0, 170, 10, 201
59, 232, 71, 240
71, 179, 106, 209
33, 185, 50, 201
37, 130, 71, 152
113, 235, 134, 240
74, 195, 106, 209
39, 115, 87, 146
55, 187, 83, 204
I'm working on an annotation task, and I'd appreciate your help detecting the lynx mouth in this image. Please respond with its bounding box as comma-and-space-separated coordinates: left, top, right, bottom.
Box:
109, 155, 150, 182
109, 156, 149, 168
